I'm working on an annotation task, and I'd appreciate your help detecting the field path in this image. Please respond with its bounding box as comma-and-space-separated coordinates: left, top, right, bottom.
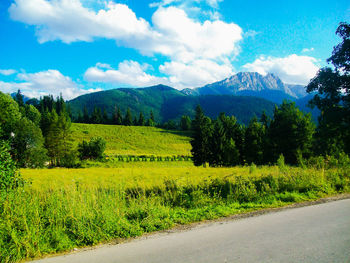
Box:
32, 198, 350, 263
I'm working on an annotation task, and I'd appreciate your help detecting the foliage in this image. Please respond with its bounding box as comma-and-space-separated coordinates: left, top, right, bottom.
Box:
244, 117, 265, 165
268, 101, 315, 165
180, 115, 192, 130
307, 22, 350, 155
0, 140, 24, 191
77, 137, 106, 160
191, 105, 213, 166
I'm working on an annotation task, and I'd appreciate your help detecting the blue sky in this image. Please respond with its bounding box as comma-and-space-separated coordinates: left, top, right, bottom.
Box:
0, 0, 349, 99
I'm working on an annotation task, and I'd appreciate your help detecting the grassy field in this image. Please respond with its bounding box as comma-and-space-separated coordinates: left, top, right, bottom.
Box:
71, 124, 192, 157
1, 164, 349, 262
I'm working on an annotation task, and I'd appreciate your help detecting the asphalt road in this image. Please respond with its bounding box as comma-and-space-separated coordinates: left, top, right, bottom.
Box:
33, 199, 350, 263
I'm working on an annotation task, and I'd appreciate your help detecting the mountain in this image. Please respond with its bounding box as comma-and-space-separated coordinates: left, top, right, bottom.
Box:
182, 72, 307, 104
68, 85, 276, 125
10, 92, 31, 103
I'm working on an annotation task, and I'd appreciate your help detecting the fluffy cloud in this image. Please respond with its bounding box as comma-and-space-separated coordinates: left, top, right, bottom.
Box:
151, 7, 242, 62
0, 70, 101, 99
159, 59, 233, 88
84, 61, 171, 87
243, 54, 319, 85
9, 0, 154, 44
0, 69, 17, 76
9, 0, 242, 62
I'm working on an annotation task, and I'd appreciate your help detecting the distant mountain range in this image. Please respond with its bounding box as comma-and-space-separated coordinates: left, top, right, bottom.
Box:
182, 72, 307, 103
67, 72, 317, 125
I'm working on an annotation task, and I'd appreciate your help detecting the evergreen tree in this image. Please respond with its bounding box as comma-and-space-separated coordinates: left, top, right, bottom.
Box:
147, 110, 156, 126
123, 108, 133, 126
83, 106, 90, 123
268, 101, 315, 165
102, 108, 109, 124
90, 107, 102, 124
116, 108, 123, 125
244, 117, 265, 165
133, 117, 138, 126
180, 115, 191, 130
138, 112, 145, 126
14, 89, 25, 108
191, 105, 213, 166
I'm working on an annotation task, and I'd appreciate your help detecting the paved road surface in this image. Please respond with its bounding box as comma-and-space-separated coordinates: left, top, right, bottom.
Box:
33, 199, 350, 263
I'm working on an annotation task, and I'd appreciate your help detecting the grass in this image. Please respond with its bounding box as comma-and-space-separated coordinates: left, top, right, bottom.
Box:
71, 123, 192, 157
0, 164, 349, 262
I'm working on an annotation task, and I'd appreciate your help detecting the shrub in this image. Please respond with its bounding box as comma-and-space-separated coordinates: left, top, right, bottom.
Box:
77, 137, 106, 160
0, 140, 24, 192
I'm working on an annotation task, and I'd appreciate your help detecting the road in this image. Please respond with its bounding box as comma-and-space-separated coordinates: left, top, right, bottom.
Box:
32, 198, 350, 263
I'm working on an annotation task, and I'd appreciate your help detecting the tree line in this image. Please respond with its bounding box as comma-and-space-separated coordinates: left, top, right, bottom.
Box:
74, 105, 193, 131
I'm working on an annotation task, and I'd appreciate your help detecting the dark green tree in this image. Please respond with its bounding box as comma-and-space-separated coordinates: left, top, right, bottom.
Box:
147, 110, 156, 127
90, 107, 102, 124
138, 112, 145, 126
180, 115, 192, 131
307, 22, 350, 154
190, 105, 213, 166
268, 101, 315, 165
123, 108, 133, 126
244, 117, 265, 165
83, 106, 90, 123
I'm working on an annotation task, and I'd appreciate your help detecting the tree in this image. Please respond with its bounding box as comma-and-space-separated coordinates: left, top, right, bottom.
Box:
0, 140, 24, 191
83, 106, 90, 123
90, 107, 102, 124
191, 105, 213, 166
307, 22, 350, 154
147, 110, 156, 127
180, 115, 191, 131
123, 108, 133, 126
268, 101, 315, 165
244, 117, 265, 165
138, 112, 145, 126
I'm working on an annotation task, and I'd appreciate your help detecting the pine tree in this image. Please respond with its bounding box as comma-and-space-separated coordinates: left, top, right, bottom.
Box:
244, 116, 265, 165
138, 112, 145, 126
91, 107, 102, 124
180, 115, 191, 130
83, 106, 90, 123
191, 105, 213, 166
123, 108, 133, 126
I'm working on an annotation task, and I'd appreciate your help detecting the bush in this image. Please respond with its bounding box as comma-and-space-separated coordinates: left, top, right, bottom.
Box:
0, 140, 24, 191
78, 137, 106, 160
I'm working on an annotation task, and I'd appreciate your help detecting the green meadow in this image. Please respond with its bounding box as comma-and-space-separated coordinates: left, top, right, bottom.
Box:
1, 124, 349, 262
71, 123, 192, 157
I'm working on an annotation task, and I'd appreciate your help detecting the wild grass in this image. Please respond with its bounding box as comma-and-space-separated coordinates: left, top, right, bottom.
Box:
71, 124, 192, 157
1, 165, 349, 262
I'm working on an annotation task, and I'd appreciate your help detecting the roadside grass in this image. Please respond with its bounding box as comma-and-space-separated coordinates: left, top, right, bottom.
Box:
71, 124, 192, 157
0, 165, 349, 262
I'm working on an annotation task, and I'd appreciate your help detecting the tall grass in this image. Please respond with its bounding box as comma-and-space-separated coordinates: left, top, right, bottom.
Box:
1, 165, 349, 262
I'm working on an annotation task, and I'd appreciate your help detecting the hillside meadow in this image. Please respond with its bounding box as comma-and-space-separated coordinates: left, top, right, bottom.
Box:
1, 164, 349, 262
71, 123, 192, 157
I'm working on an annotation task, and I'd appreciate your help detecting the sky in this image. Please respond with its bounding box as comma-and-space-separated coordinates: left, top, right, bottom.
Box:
0, 0, 349, 100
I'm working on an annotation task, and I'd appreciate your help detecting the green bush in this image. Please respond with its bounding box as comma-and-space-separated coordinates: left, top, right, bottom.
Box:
0, 140, 24, 192
77, 137, 106, 160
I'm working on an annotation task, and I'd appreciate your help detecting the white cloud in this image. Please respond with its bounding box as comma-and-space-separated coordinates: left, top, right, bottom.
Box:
159, 59, 233, 88
302, 47, 314, 53
9, 0, 155, 44
151, 7, 242, 62
243, 54, 320, 85
9, 1, 242, 62
0, 70, 101, 99
0, 69, 17, 76
84, 61, 171, 87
